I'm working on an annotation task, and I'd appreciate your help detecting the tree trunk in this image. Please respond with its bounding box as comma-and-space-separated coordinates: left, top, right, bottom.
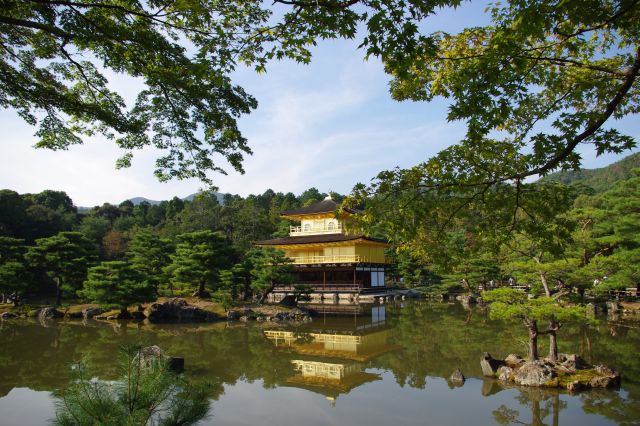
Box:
539, 271, 551, 297
531, 400, 543, 426
547, 317, 560, 361
120, 306, 131, 319
552, 393, 560, 426
257, 282, 275, 305
533, 254, 551, 297
526, 320, 539, 361
461, 278, 471, 293
195, 281, 209, 298
581, 249, 589, 267
55, 277, 62, 306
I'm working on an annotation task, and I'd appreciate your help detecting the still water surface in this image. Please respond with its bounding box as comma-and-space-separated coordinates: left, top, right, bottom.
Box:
0, 301, 639, 425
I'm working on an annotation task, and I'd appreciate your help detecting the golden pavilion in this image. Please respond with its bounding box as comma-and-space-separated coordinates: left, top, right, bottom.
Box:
253, 196, 391, 298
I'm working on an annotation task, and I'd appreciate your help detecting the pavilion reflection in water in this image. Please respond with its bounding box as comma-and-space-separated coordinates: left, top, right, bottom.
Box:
263, 304, 399, 401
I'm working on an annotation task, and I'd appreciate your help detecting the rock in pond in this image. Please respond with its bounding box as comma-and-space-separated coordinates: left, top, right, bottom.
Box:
498, 366, 514, 381
590, 365, 621, 388
513, 361, 557, 387
82, 307, 105, 319
566, 380, 582, 392
0, 312, 18, 320
481, 352, 506, 377
38, 307, 63, 321
459, 295, 477, 305
137, 345, 184, 372
483, 352, 621, 390
144, 298, 218, 323
449, 369, 465, 385
504, 354, 525, 368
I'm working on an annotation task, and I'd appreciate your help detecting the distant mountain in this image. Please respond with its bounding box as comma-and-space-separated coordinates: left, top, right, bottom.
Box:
539, 152, 640, 193
181, 192, 225, 203
126, 191, 225, 206
127, 196, 163, 205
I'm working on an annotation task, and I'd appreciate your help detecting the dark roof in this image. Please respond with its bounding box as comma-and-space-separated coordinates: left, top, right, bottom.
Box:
281, 198, 339, 216
254, 234, 388, 246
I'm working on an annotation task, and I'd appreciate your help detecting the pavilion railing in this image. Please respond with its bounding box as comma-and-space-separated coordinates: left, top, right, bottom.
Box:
289, 223, 343, 236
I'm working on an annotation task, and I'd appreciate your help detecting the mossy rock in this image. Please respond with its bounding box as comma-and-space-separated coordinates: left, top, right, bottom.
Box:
95, 309, 122, 319
557, 369, 602, 387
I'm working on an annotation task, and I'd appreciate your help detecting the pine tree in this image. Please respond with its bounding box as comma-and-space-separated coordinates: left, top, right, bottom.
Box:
52, 344, 210, 425
26, 232, 96, 305
80, 261, 155, 317
165, 231, 230, 298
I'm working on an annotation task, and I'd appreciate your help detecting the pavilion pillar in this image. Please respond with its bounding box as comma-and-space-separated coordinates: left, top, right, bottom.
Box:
353, 268, 356, 290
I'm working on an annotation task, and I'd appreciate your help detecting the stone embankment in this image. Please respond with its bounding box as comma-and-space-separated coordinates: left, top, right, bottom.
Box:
226, 306, 312, 322
481, 352, 621, 391
0, 297, 313, 324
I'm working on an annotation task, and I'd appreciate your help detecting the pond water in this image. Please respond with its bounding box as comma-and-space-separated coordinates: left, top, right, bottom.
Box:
0, 301, 639, 425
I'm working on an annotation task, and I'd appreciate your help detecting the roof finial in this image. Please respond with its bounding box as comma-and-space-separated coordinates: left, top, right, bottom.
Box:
324, 192, 333, 200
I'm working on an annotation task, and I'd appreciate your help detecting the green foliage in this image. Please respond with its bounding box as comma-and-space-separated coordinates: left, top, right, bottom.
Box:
249, 248, 294, 303
0, 189, 77, 242
541, 153, 640, 193
394, 250, 441, 288
0, 237, 29, 303
77, 216, 111, 248
485, 288, 586, 323
292, 284, 313, 304
485, 288, 587, 359
26, 231, 97, 305
52, 344, 210, 425
0, 187, 349, 304
165, 231, 231, 297
127, 229, 174, 296
219, 261, 251, 302
342, 0, 639, 269
79, 261, 155, 313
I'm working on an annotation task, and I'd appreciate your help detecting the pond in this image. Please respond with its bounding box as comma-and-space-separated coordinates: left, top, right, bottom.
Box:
0, 301, 639, 425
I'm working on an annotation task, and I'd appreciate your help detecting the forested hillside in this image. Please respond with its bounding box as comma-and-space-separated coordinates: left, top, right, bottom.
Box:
540, 152, 640, 193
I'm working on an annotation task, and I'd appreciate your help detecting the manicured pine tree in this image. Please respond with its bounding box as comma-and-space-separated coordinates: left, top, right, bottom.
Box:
165, 231, 230, 298
249, 248, 294, 304
26, 232, 96, 305
0, 237, 29, 305
484, 288, 586, 361
79, 261, 155, 317
127, 228, 174, 296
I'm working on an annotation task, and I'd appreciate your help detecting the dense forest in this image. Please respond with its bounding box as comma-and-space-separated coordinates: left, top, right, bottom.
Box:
0, 186, 343, 307
390, 154, 640, 295
1, 154, 639, 309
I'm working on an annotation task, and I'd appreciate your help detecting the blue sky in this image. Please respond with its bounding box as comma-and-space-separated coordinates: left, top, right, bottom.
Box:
0, 3, 638, 206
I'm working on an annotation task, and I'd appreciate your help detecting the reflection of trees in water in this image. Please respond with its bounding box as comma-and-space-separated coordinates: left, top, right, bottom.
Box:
493, 388, 566, 426
377, 302, 640, 381
375, 301, 640, 425
492, 383, 640, 426
2, 302, 640, 423
374, 302, 529, 384
580, 384, 640, 426
0, 320, 295, 399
